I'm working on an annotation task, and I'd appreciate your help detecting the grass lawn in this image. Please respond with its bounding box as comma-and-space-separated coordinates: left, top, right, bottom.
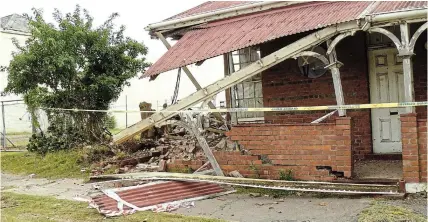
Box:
1, 192, 224, 222
0, 151, 89, 179
357, 201, 426, 222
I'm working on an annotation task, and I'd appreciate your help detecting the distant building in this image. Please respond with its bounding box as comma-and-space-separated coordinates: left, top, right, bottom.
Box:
0, 14, 35, 133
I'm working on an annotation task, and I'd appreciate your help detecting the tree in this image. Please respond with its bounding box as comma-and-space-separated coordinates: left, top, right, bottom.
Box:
5, 6, 150, 152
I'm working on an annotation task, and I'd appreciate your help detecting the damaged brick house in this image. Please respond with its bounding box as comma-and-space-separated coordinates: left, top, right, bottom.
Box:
115, 1, 427, 193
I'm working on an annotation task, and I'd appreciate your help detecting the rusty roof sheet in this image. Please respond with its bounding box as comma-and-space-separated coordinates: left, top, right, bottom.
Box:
372, 1, 427, 14
143, 1, 371, 77
91, 181, 226, 214
164, 1, 257, 21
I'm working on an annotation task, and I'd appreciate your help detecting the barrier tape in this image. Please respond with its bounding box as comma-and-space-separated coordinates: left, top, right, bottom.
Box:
42, 101, 428, 113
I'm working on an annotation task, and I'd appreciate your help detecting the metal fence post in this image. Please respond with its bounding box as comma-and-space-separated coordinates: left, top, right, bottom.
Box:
1, 101, 5, 149
125, 95, 128, 128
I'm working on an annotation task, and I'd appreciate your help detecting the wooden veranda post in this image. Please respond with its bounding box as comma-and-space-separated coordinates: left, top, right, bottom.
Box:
399, 22, 415, 113
326, 40, 346, 116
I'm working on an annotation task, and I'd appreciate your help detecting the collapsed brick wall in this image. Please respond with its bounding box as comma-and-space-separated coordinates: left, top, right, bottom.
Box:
401, 113, 427, 183
260, 32, 371, 160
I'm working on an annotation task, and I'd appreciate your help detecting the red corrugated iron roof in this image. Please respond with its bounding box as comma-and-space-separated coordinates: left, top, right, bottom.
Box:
164, 1, 257, 21
143, 1, 371, 77
372, 1, 427, 14
91, 181, 226, 213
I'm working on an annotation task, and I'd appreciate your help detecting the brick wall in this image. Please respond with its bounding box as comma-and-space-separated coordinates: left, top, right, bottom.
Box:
166, 117, 352, 181
223, 117, 352, 181
417, 119, 427, 182
260, 32, 371, 160
401, 113, 427, 183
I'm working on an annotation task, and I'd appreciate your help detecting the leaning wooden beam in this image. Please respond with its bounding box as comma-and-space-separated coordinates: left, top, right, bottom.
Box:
311, 110, 338, 124
155, 32, 224, 121
113, 21, 360, 143
173, 114, 224, 176
327, 40, 346, 116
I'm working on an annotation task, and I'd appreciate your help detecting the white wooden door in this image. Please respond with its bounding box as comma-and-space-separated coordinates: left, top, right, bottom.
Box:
369, 48, 405, 153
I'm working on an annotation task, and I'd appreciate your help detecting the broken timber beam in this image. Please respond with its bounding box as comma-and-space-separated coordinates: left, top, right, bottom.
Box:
113, 21, 360, 144
173, 114, 224, 176
156, 32, 224, 121
327, 40, 346, 116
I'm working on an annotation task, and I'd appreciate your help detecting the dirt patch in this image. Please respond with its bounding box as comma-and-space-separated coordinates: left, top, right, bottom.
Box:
354, 160, 402, 179
1, 173, 92, 201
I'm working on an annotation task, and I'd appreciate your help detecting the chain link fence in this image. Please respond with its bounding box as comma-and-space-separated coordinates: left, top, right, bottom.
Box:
0, 100, 47, 150
1, 97, 225, 149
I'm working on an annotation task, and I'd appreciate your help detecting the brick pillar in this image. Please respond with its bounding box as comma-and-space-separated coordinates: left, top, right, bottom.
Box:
401, 113, 420, 183
335, 117, 353, 178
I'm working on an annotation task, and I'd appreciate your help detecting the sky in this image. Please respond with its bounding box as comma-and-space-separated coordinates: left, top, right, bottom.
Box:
1, 0, 226, 128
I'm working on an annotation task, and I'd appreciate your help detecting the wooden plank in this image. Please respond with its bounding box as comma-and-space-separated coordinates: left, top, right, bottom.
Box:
311, 110, 338, 123
174, 115, 224, 176
90, 171, 400, 194
113, 21, 360, 143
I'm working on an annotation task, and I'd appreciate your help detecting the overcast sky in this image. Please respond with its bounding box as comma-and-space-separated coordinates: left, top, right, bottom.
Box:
1, 0, 226, 128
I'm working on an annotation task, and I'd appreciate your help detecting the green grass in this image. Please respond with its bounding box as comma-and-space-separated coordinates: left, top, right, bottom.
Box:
1, 192, 224, 222
4, 131, 32, 136
358, 202, 426, 222
0, 151, 89, 179
235, 187, 295, 198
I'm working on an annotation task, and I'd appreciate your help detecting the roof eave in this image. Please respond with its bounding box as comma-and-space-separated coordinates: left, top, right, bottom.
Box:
145, 1, 304, 34
368, 7, 428, 24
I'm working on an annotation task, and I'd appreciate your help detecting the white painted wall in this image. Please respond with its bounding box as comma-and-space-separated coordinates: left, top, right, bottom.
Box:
111, 55, 225, 129
0, 30, 35, 133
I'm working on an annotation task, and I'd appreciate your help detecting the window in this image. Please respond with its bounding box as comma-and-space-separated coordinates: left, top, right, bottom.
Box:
227, 47, 264, 124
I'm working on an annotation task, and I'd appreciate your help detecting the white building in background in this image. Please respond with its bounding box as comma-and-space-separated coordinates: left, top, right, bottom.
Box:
0, 14, 35, 133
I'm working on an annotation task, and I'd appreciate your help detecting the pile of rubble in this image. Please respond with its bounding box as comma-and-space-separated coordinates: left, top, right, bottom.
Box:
91, 109, 236, 176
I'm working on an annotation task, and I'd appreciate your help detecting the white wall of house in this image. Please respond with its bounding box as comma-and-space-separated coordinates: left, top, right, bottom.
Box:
111, 55, 225, 129
0, 30, 36, 133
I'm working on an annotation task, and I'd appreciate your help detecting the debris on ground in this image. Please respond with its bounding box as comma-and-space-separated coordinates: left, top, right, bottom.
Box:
88, 108, 234, 176
229, 170, 244, 178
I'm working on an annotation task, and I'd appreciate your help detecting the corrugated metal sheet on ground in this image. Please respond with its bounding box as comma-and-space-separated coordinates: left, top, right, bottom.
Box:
92, 181, 225, 212
164, 1, 256, 21
372, 1, 427, 14
143, 1, 371, 77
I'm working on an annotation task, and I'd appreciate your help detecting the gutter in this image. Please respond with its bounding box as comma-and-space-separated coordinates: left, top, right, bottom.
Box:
368, 8, 427, 23
145, 1, 303, 32
0, 29, 31, 36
